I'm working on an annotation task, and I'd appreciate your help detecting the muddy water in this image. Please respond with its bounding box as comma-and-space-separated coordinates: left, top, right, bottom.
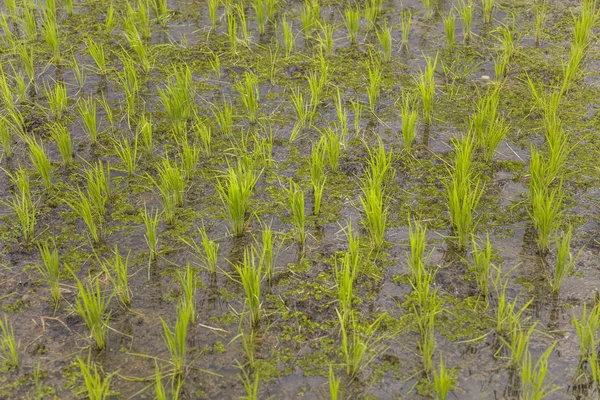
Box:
0, 0, 599, 399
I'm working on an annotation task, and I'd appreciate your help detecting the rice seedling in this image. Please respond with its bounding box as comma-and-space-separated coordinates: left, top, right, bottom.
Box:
22, 6, 37, 41
367, 60, 383, 114
99, 246, 131, 308
334, 252, 357, 320
520, 343, 557, 400
470, 234, 493, 298
44, 82, 68, 121
161, 302, 192, 376
310, 140, 327, 215
287, 180, 306, 245
433, 355, 453, 399
258, 223, 274, 281
400, 9, 411, 50
239, 365, 259, 399
17, 45, 35, 83
401, 93, 418, 153
4, 0, 16, 18
77, 96, 98, 144
329, 365, 341, 400
447, 175, 483, 250
376, 23, 393, 62
26, 137, 53, 190
534, 0, 546, 46
0, 119, 13, 160
0, 315, 18, 369
364, 4, 379, 31
494, 282, 533, 337
235, 71, 260, 124
208, 0, 219, 29
83, 161, 110, 219
195, 224, 220, 274
105, 2, 117, 33
338, 310, 387, 379
481, 0, 494, 24
572, 0, 597, 50
502, 322, 535, 369
352, 99, 363, 136
101, 94, 115, 131
66, 189, 101, 243
41, 13, 60, 64
415, 54, 437, 125
301, 0, 320, 40
360, 182, 387, 249
408, 218, 427, 281
5, 188, 36, 244
141, 206, 160, 262
37, 239, 61, 309
73, 276, 111, 350
307, 70, 325, 121
345, 6, 360, 45
252, 0, 266, 35
318, 20, 335, 57
1, 15, 14, 54
281, 16, 295, 57
86, 40, 108, 76
217, 161, 262, 237
177, 264, 197, 323
420, 0, 434, 19
116, 55, 141, 117
155, 155, 186, 207
159, 66, 195, 135
444, 12, 456, 51
137, 114, 153, 155
322, 128, 341, 172
529, 184, 563, 255
572, 303, 600, 365
289, 88, 310, 142
112, 133, 140, 178
235, 248, 262, 327
213, 98, 234, 136
266, 0, 277, 21
49, 123, 73, 166
77, 355, 111, 400
236, 4, 249, 46
552, 225, 580, 293
457, 0, 473, 42
152, 0, 169, 26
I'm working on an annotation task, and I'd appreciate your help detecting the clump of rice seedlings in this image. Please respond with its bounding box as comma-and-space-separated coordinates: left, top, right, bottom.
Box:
6, 188, 37, 244
41, 10, 60, 64
227, 9, 238, 54
433, 355, 454, 400
0, 315, 19, 369
137, 114, 153, 155
470, 234, 493, 298
0, 118, 13, 159
301, 0, 320, 40
572, 0, 597, 50
329, 365, 341, 400
401, 93, 418, 153
161, 302, 192, 376
86, 40, 108, 76
408, 218, 427, 281
481, 0, 494, 24
457, 0, 473, 42
44, 82, 68, 121
520, 343, 556, 400
141, 206, 160, 263
266, 0, 277, 21
317, 20, 335, 56
235, 248, 262, 327
16, 44, 35, 84
237, 323, 256, 370
420, 0, 434, 19
194, 117, 211, 156
494, 282, 533, 337
352, 99, 363, 136
335, 252, 358, 321
101, 94, 114, 131
334, 89, 349, 145
217, 161, 262, 237
177, 264, 197, 323
22, 5, 38, 41
572, 304, 600, 366
73, 276, 111, 350
179, 136, 200, 180
444, 12, 456, 51
502, 321, 535, 369
529, 184, 563, 255
212, 98, 234, 136
364, 0, 382, 30
49, 123, 73, 166
289, 88, 311, 142
415, 54, 437, 125
105, 3, 117, 33
338, 311, 387, 380
152, 156, 186, 217
359, 181, 386, 250
287, 180, 306, 245
552, 225, 580, 293
25, 137, 53, 190
376, 23, 393, 62
281, 16, 295, 57
208, 0, 219, 29
77, 355, 111, 400
159, 66, 195, 135
345, 6, 360, 45
1, 14, 14, 45
367, 60, 383, 114
112, 133, 140, 178
116, 55, 141, 117
310, 140, 327, 215
37, 239, 61, 309
258, 222, 274, 281
446, 135, 483, 249
534, 0, 546, 46
192, 224, 220, 274
236, 5, 250, 46
152, 0, 169, 26
99, 246, 131, 308
65, 189, 101, 244
400, 9, 411, 49
307, 69, 326, 121
235, 71, 260, 124
77, 96, 98, 144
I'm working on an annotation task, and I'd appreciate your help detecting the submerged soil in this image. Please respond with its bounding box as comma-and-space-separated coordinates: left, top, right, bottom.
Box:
0, 0, 599, 399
